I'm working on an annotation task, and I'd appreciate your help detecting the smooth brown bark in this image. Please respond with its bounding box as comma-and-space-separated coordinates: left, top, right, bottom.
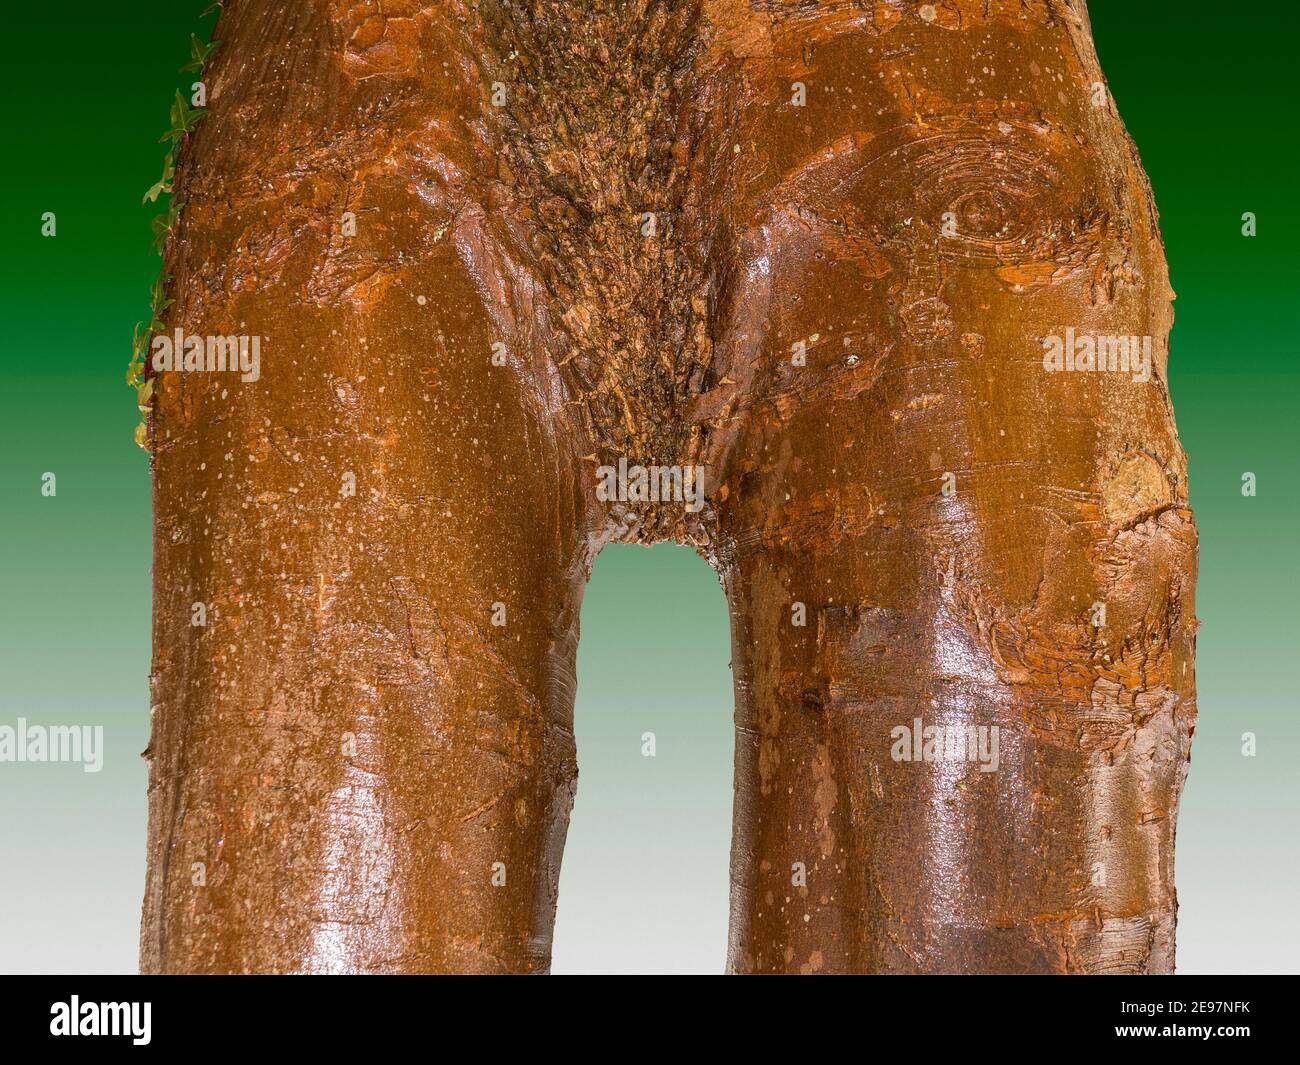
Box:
144, 0, 1196, 973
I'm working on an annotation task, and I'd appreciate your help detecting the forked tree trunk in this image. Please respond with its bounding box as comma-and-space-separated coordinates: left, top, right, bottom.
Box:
142, 0, 1196, 974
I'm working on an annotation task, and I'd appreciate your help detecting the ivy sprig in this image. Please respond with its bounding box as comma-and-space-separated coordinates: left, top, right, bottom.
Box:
127, 272, 173, 391
131, 15, 221, 451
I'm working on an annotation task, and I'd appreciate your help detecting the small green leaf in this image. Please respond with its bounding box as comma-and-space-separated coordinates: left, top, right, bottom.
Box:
181, 35, 204, 72
151, 201, 183, 253
150, 272, 173, 307
159, 90, 206, 142
143, 154, 175, 204
151, 219, 170, 254
181, 34, 221, 73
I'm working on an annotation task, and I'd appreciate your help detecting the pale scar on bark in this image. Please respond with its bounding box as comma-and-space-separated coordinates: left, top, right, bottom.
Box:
141, 0, 1196, 974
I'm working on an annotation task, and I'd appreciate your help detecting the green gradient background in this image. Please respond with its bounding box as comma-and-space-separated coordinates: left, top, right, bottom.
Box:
1, 3, 1294, 974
